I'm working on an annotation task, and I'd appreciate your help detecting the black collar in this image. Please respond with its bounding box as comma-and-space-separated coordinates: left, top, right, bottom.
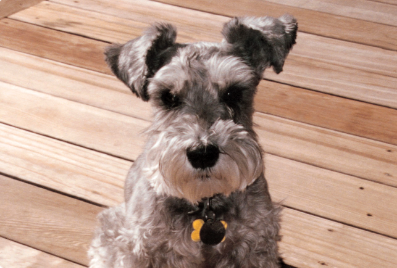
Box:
188, 197, 217, 221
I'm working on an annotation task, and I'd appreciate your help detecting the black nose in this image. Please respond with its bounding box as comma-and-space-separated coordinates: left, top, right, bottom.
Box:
187, 145, 220, 169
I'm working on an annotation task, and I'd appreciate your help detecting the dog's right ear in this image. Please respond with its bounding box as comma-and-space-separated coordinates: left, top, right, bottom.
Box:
105, 23, 177, 101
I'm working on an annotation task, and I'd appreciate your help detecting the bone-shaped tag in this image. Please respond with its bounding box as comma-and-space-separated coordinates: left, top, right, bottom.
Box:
191, 218, 227, 245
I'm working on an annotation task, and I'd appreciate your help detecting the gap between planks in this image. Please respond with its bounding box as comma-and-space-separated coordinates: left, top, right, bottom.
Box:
1, 119, 397, 239
1, 81, 396, 188
263, 0, 397, 27
1, 174, 397, 267
0, 0, 43, 19
5, 1, 397, 108
151, 0, 397, 50
0, 0, 396, 241
0, 1, 394, 266
1, 20, 397, 146
0, 237, 85, 268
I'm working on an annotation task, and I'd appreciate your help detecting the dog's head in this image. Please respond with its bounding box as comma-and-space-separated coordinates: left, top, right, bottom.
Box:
106, 16, 297, 203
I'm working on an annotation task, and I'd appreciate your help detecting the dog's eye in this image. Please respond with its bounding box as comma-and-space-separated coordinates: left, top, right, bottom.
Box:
222, 86, 244, 108
161, 90, 181, 109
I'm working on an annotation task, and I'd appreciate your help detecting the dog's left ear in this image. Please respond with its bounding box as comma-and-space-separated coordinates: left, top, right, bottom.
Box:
222, 15, 297, 77
105, 23, 177, 101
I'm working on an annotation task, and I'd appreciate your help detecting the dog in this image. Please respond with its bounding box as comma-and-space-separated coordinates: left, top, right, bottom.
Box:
89, 14, 297, 268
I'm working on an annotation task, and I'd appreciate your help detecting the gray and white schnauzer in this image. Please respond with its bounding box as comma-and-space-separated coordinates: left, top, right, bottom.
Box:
89, 14, 297, 268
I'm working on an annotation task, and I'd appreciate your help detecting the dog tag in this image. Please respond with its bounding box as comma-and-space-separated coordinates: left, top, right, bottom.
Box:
190, 197, 227, 245
192, 219, 227, 245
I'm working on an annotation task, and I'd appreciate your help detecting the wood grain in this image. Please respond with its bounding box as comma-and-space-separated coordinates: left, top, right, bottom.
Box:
1, 0, 396, 266
291, 32, 397, 79
153, 0, 397, 50
2, 120, 395, 239
256, 113, 397, 187
7, 1, 397, 110
0, 18, 109, 74
0, 80, 395, 187
1, 174, 396, 267
265, 54, 397, 109
1, 24, 397, 145
2, 46, 397, 147
0, 237, 85, 268
372, 0, 397, 5
280, 208, 397, 268
0, 0, 42, 19
256, 80, 397, 146
13, 2, 397, 79
50, 0, 228, 43
266, 154, 397, 238
0, 47, 152, 120
0, 123, 128, 207
0, 81, 149, 160
10, 1, 149, 44
264, 0, 397, 26
0, 175, 103, 266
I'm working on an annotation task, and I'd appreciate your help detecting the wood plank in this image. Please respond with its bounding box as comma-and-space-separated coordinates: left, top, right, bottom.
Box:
0, 175, 103, 266
0, 123, 128, 207
1, 21, 397, 144
0, 47, 152, 120
265, 53, 397, 109
280, 208, 397, 268
0, 237, 85, 268
291, 32, 397, 79
0, 81, 149, 160
49, 0, 228, 43
1, 48, 397, 149
372, 0, 397, 5
256, 80, 397, 146
0, 0, 42, 19
1, 80, 396, 187
7, 2, 397, 110
13, 2, 397, 79
9, 1, 150, 44
256, 114, 397, 187
1, 120, 395, 240
264, 0, 397, 26
266, 154, 397, 238
0, 18, 109, 74
1, 1, 395, 267
1, 174, 396, 268
153, 0, 397, 50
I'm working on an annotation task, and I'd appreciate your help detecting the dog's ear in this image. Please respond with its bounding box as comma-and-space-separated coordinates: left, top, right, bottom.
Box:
105, 23, 177, 101
222, 15, 297, 77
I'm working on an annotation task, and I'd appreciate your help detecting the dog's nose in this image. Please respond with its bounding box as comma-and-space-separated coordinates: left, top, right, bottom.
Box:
187, 145, 220, 169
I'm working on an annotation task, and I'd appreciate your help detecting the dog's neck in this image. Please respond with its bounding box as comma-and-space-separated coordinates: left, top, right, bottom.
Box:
188, 194, 231, 220
188, 197, 217, 220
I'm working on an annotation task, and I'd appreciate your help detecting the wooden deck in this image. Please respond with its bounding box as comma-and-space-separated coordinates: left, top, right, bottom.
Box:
0, 0, 396, 267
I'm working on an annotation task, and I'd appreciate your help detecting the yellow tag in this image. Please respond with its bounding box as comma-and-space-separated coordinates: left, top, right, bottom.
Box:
191, 219, 204, 242
221, 221, 227, 242
191, 219, 228, 243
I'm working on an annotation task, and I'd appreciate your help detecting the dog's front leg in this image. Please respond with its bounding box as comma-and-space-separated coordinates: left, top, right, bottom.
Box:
212, 234, 280, 268
89, 204, 137, 268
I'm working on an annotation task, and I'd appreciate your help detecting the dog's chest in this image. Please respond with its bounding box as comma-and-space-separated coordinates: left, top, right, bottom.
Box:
163, 195, 238, 244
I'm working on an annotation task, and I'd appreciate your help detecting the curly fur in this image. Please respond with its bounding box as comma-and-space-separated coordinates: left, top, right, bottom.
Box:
89, 15, 297, 268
